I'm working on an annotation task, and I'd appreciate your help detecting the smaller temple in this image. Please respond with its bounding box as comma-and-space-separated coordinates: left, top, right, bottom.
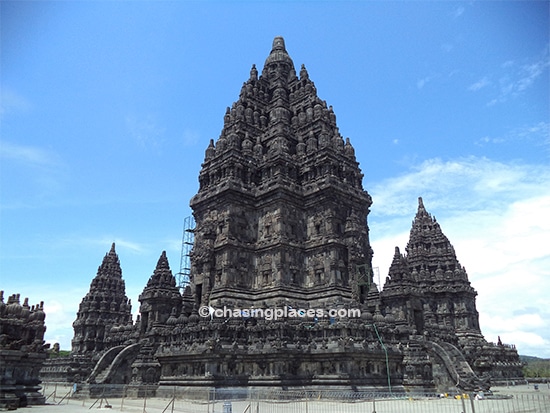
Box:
72, 243, 133, 356
377, 197, 523, 391
40, 243, 135, 384
0, 291, 48, 409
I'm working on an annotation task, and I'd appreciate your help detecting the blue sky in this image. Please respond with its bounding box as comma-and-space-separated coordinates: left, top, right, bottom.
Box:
1, 1, 549, 357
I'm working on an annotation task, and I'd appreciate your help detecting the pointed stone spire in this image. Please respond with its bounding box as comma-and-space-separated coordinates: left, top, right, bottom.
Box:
386, 246, 411, 283
415, 196, 429, 219
263, 36, 295, 81
195, 36, 365, 174
96, 242, 122, 279
139, 251, 182, 332
344, 137, 355, 159
204, 138, 216, 161
249, 63, 258, 81
146, 251, 177, 289
299, 64, 309, 80
407, 197, 461, 273
72, 243, 132, 355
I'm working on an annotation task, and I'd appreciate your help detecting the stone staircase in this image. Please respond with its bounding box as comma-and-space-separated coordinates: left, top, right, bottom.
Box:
88, 343, 141, 384
425, 340, 488, 392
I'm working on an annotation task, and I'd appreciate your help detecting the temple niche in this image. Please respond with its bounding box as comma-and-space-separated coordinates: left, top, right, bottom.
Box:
0, 292, 48, 409
40, 37, 523, 394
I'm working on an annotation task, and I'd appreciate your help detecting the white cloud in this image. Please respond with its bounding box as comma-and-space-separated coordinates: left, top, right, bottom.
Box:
468, 77, 490, 91
369, 156, 548, 218
0, 141, 67, 206
42, 296, 81, 349
0, 89, 31, 117
44, 235, 147, 255
416, 76, 432, 90
369, 156, 550, 358
182, 129, 200, 146
487, 48, 549, 105
103, 238, 145, 254
452, 6, 465, 19
474, 121, 549, 151
0, 141, 61, 168
125, 114, 166, 148
516, 58, 549, 92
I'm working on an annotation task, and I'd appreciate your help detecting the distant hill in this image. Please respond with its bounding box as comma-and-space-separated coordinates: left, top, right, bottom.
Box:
520, 355, 550, 378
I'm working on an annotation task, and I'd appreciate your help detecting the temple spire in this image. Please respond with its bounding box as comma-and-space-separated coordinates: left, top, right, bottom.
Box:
72, 244, 132, 355
414, 196, 430, 221
138, 251, 182, 333
146, 251, 176, 288
405, 198, 472, 283
96, 242, 122, 279
272, 36, 286, 51
249, 64, 258, 81
263, 36, 295, 82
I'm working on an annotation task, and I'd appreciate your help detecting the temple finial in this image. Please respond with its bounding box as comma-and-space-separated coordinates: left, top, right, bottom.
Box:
272, 36, 286, 51
250, 64, 258, 81
300, 64, 309, 80
264, 36, 294, 75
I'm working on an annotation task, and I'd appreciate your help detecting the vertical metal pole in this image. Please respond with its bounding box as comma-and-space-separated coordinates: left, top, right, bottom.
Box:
171, 386, 175, 413
373, 323, 392, 394
460, 394, 466, 413
537, 392, 544, 412
469, 393, 475, 413
142, 386, 147, 413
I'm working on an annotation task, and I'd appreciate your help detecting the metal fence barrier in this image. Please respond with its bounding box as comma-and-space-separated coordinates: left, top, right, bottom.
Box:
40, 381, 550, 413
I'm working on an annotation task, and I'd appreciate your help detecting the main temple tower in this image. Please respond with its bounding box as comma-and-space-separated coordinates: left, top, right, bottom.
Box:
190, 37, 373, 311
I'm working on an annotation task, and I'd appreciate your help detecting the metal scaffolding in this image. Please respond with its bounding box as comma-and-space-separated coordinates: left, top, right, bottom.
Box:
176, 215, 194, 292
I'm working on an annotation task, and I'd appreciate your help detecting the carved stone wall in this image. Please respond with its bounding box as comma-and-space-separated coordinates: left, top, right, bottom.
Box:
0, 292, 47, 408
